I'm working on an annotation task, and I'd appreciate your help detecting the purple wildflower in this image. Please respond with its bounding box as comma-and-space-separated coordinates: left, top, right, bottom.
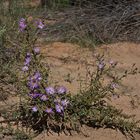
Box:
32, 106, 38, 112
61, 99, 69, 108
57, 86, 67, 94
22, 66, 29, 72
40, 95, 48, 101
45, 108, 53, 114
34, 72, 42, 81
37, 20, 44, 29
45, 87, 55, 95
29, 93, 42, 98
20, 18, 25, 22
34, 47, 40, 54
111, 83, 118, 89
55, 104, 64, 113
28, 72, 42, 90
26, 52, 31, 57
98, 62, 105, 70
24, 57, 31, 66
19, 18, 27, 32
28, 77, 39, 90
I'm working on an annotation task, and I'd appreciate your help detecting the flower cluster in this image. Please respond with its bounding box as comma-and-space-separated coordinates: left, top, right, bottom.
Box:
19, 18, 44, 32
22, 53, 31, 72
36, 19, 45, 29
19, 18, 27, 32
20, 17, 69, 117
29, 85, 69, 115
98, 60, 105, 70
28, 72, 42, 90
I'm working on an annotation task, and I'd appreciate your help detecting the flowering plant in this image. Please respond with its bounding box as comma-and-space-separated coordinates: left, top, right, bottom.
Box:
16, 17, 72, 133
13, 17, 140, 138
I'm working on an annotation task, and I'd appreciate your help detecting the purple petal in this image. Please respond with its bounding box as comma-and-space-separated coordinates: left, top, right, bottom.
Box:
45, 108, 53, 114
34, 47, 40, 54
32, 106, 38, 112
57, 86, 67, 94
20, 18, 26, 22
24, 57, 31, 66
19, 18, 27, 32
29, 93, 42, 98
98, 63, 105, 70
45, 87, 55, 95
111, 83, 118, 89
34, 72, 42, 81
22, 66, 29, 72
26, 52, 31, 57
38, 21, 44, 29
55, 104, 64, 113
61, 99, 69, 107
28, 78, 39, 90
40, 95, 48, 101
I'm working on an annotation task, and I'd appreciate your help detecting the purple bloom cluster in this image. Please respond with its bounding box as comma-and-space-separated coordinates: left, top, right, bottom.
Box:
61, 99, 69, 107
28, 79, 39, 90
19, 18, 44, 32
29, 92, 42, 98
34, 47, 40, 54
22, 66, 29, 71
32, 106, 38, 112
55, 98, 69, 114
44, 86, 69, 114
110, 82, 118, 89
29, 92, 49, 102
40, 95, 48, 101
45, 108, 53, 114
19, 17, 69, 116
45, 86, 55, 95
29, 85, 69, 114
45, 86, 67, 95
24, 57, 31, 66
34, 72, 42, 81
56, 86, 67, 94
55, 104, 64, 113
36, 20, 44, 29
28, 72, 42, 90
19, 18, 27, 32
22, 53, 31, 72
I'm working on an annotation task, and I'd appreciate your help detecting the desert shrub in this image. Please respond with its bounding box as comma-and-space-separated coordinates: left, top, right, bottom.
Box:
3, 17, 138, 139
0, 15, 140, 139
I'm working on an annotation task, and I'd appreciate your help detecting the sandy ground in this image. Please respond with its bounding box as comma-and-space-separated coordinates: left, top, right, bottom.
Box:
33, 42, 140, 140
